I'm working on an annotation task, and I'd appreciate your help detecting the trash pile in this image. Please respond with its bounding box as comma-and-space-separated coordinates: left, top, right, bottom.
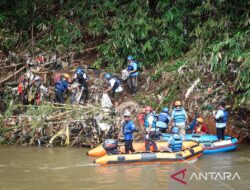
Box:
0, 51, 144, 147
0, 52, 128, 147
0, 101, 124, 147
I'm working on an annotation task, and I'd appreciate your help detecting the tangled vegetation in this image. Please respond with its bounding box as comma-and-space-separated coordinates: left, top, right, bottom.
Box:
0, 0, 249, 107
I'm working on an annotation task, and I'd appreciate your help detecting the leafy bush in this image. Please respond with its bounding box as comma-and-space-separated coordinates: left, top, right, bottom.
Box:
0, 0, 249, 106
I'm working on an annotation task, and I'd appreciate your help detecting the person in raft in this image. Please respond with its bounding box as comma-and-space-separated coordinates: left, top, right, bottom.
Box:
171, 100, 189, 140
155, 107, 171, 133
121, 110, 138, 154
193, 117, 208, 134
168, 127, 183, 152
213, 101, 228, 141
144, 106, 158, 151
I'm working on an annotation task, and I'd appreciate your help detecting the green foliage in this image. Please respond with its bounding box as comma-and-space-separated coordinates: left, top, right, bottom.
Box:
151, 59, 186, 81
0, 0, 249, 106
209, 30, 250, 105
36, 17, 83, 52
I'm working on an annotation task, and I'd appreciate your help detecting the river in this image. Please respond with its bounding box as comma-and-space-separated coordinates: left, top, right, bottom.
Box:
0, 145, 249, 190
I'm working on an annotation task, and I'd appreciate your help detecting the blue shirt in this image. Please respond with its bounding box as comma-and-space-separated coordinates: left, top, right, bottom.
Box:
215, 110, 227, 128
130, 61, 139, 77
55, 80, 68, 93
122, 120, 136, 140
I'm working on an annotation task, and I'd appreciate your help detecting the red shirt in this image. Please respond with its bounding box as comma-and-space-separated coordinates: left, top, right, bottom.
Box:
193, 124, 207, 134
138, 114, 145, 126
18, 84, 23, 94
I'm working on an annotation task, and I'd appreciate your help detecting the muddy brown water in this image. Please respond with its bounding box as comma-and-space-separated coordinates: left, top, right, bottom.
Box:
0, 145, 249, 190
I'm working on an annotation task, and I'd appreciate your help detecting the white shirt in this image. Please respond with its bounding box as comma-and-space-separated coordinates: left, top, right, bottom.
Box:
73, 73, 88, 80
147, 115, 155, 125
109, 78, 123, 92
215, 110, 226, 128
146, 115, 158, 132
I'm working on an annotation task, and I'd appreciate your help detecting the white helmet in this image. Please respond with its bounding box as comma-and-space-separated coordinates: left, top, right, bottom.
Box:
124, 111, 131, 117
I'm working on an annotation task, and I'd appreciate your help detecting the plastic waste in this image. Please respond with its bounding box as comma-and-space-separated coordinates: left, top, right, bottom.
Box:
121, 69, 129, 80
101, 93, 112, 108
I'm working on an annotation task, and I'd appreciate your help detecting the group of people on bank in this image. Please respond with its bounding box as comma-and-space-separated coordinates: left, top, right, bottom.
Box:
54, 67, 89, 104
120, 101, 228, 153
17, 55, 139, 105
54, 55, 139, 105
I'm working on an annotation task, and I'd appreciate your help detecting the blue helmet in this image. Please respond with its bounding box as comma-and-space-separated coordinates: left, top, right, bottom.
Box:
76, 67, 83, 74
104, 73, 111, 79
162, 107, 169, 113
172, 127, 179, 134
127, 55, 133, 60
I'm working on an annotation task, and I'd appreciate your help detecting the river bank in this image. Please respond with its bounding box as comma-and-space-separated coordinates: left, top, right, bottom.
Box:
0, 54, 249, 146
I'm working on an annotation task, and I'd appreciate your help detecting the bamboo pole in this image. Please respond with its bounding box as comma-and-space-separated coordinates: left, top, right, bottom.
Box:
31, 22, 34, 57
155, 88, 170, 112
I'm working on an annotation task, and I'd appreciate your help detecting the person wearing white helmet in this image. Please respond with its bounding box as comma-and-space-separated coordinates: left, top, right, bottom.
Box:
121, 110, 138, 154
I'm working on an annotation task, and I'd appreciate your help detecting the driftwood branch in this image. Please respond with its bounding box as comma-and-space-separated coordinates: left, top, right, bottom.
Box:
80, 46, 99, 53
0, 66, 26, 85
0, 63, 24, 69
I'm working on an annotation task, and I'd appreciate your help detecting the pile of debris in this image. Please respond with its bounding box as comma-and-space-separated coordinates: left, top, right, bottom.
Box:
0, 51, 142, 147
0, 103, 122, 147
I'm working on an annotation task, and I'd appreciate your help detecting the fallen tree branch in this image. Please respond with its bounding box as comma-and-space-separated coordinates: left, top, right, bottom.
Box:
0, 63, 24, 69
70, 129, 84, 147
0, 66, 26, 85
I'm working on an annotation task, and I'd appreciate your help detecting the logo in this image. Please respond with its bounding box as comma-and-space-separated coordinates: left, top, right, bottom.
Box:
170, 169, 187, 185
189, 172, 241, 181
170, 169, 241, 185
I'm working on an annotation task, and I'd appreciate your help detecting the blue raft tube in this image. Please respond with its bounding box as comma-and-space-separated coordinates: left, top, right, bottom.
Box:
161, 133, 238, 154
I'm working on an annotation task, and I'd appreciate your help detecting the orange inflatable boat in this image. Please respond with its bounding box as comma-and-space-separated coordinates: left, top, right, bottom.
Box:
94, 141, 203, 165
87, 141, 199, 157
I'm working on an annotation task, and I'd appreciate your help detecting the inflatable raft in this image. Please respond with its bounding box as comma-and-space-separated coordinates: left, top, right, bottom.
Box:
202, 138, 238, 154
161, 133, 231, 142
94, 141, 203, 165
88, 141, 200, 157
161, 133, 238, 154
